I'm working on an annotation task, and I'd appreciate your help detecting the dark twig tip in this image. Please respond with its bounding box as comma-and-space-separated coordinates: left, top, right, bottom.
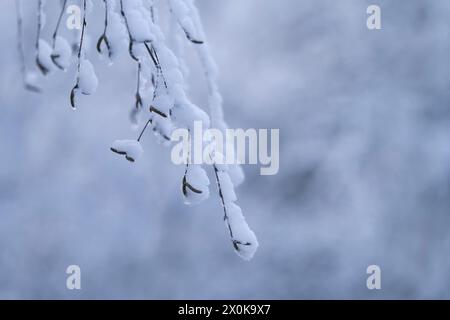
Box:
183, 28, 204, 44
182, 175, 203, 195
110, 147, 126, 155
36, 57, 49, 75
50, 54, 65, 70
70, 85, 78, 109
149, 106, 168, 118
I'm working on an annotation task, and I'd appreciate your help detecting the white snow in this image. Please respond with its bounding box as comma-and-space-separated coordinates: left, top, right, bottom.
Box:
217, 171, 237, 203
172, 102, 210, 132
151, 92, 173, 116
184, 0, 246, 187
151, 116, 173, 143
104, 0, 128, 61
215, 165, 258, 260
169, 0, 201, 43
78, 59, 98, 95
225, 202, 259, 261
183, 164, 210, 205
122, 0, 154, 42
111, 139, 143, 162
24, 71, 42, 92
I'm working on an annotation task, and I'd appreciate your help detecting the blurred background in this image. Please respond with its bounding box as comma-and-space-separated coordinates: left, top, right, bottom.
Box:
0, 0, 450, 299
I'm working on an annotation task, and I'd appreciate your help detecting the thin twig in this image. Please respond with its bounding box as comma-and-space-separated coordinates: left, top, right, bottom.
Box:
144, 42, 168, 90
167, 2, 203, 44
137, 118, 152, 142
135, 62, 143, 109
35, 0, 49, 75
15, 0, 40, 92
70, 0, 87, 109
97, 0, 112, 58
182, 132, 203, 196
50, 0, 69, 70
213, 164, 252, 252
51, 0, 67, 49
119, 0, 139, 61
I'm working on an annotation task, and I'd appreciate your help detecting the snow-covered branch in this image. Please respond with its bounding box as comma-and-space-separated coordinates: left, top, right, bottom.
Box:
15, 0, 258, 260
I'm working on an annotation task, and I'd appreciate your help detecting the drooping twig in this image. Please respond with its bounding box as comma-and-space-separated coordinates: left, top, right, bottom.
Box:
129, 62, 143, 124
134, 116, 170, 143
69, 0, 87, 109
137, 118, 152, 142
96, 0, 112, 58
184, 0, 226, 130
120, 0, 151, 121
50, 0, 68, 70
182, 132, 203, 196
51, 0, 67, 49
213, 164, 252, 252
15, 0, 26, 79
119, 0, 139, 62
135, 62, 143, 109
149, 2, 156, 24
144, 41, 168, 91
35, 0, 49, 75
181, 27, 203, 45
167, 0, 203, 44
15, 0, 40, 92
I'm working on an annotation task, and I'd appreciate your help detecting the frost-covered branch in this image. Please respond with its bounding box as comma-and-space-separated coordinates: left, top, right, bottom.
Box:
170, 0, 253, 257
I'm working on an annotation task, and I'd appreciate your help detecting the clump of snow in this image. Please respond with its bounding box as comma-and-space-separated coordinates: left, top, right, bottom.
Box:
104, 0, 128, 61
151, 92, 173, 117
122, 0, 154, 42
215, 164, 258, 260
182, 164, 210, 205
78, 59, 98, 95
111, 140, 143, 162
151, 116, 173, 143
24, 72, 42, 92
172, 102, 210, 131
228, 162, 245, 186
226, 202, 259, 261
169, 0, 202, 44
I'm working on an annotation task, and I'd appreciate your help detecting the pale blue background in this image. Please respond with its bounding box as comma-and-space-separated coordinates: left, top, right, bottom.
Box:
0, 0, 449, 299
